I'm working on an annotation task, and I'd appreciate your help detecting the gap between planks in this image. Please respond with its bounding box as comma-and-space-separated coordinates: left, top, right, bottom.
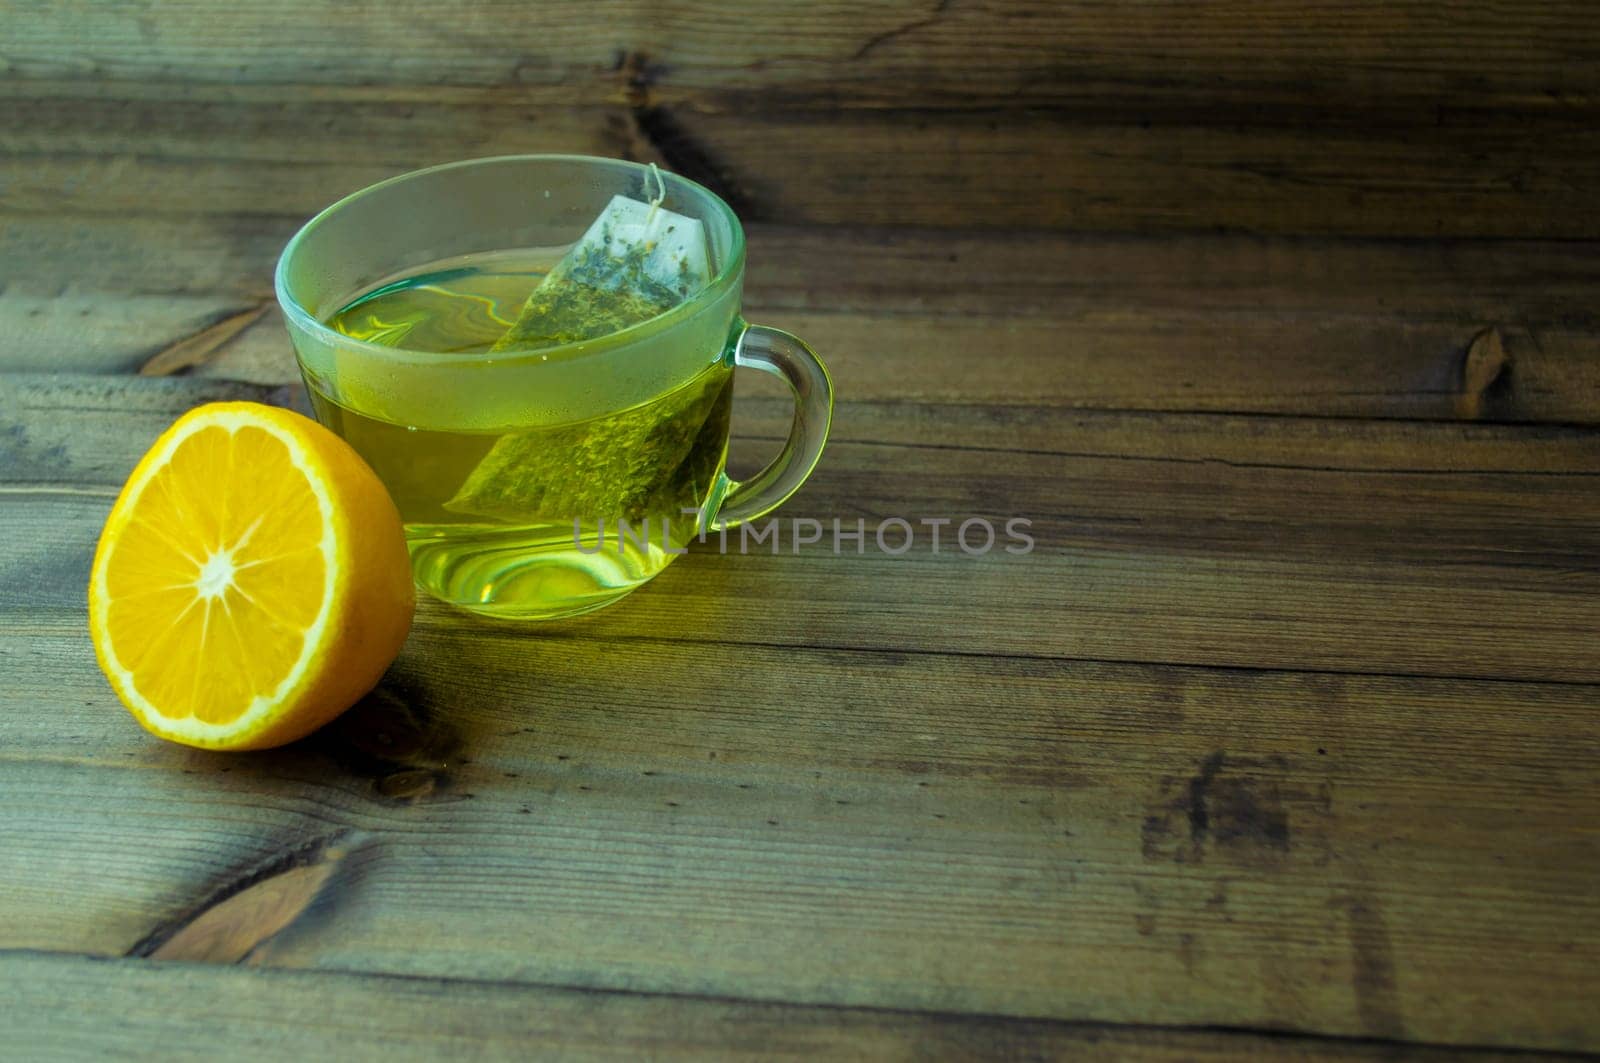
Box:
8, 611, 1600, 697
0, 949, 1588, 1062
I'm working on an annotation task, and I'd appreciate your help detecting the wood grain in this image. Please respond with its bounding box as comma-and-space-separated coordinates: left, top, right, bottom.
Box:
6, 3, 1598, 236
6, 374, 1599, 682
138, 834, 351, 964
16, 295, 1600, 426
137, 303, 269, 377
6, 1, 1598, 111
0, 291, 267, 375
1, 620, 1596, 1050
2, 374, 1596, 1053
650, 105, 1600, 236
0, 91, 615, 220
4, 222, 1598, 423
12, 214, 1600, 320
4, 7, 1598, 1048
5, 88, 1598, 235
130, 307, 1600, 426
2, 953, 1568, 1063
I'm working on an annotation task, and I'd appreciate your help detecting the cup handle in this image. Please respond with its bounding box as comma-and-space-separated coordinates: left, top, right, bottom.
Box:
709, 323, 834, 530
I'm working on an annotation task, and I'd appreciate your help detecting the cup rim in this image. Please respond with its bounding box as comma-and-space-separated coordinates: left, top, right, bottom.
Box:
273, 153, 747, 366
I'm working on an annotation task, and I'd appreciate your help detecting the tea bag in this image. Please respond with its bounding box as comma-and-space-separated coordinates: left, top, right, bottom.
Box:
491, 165, 711, 352
446, 166, 723, 523
443, 370, 730, 524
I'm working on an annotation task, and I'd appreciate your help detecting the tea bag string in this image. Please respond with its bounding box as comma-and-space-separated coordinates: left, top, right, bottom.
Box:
644, 162, 666, 227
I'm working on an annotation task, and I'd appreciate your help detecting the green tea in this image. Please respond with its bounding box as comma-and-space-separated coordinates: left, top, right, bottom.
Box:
315, 247, 733, 619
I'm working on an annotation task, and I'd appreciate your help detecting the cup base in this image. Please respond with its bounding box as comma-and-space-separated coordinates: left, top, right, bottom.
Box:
406, 522, 674, 621
441, 586, 638, 622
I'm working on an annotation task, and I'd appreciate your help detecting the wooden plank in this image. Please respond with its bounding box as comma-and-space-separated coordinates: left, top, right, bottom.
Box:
725, 314, 1600, 423
1, 621, 1597, 1051
0, 375, 292, 486
5, 91, 1598, 236
4, 222, 1599, 423
0, 94, 616, 220
655, 106, 1600, 237
11, 298, 1594, 426
15, 482, 1600, 685
5, 372, 1600, 676
0, 292, 262, 375
740, 229, 1600, 325
0, 953, 1562, 1062
9, 214, 1600, 321
2, 380, 1597, 1050
0, 213, 291, 299
5, 2, 1598, 112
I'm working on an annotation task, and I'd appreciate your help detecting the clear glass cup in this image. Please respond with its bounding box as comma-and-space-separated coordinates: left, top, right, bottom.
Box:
275, 155, 832, 620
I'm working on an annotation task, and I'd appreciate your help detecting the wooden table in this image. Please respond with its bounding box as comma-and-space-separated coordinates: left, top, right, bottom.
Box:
3, 3, 1598, 1059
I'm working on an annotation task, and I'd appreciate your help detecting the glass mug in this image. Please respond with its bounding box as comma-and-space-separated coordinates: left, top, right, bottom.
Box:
275, 155, 832, 620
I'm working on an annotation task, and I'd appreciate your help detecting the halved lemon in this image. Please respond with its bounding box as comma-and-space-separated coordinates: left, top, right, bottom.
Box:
89, 402, 415, 750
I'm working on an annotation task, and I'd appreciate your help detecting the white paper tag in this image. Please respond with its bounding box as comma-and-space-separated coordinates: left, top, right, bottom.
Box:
491, 180, 712, 352
568, 193, 710, 300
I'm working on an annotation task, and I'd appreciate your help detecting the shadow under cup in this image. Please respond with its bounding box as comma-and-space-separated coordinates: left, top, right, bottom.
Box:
275, 155, 832, 621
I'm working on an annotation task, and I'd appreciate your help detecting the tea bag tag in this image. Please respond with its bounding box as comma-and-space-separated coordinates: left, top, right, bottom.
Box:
574, 194, 709, 300
491, 166, 712, 352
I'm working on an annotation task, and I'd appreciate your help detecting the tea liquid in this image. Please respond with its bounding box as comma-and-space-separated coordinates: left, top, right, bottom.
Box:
316, 248, 732, 619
